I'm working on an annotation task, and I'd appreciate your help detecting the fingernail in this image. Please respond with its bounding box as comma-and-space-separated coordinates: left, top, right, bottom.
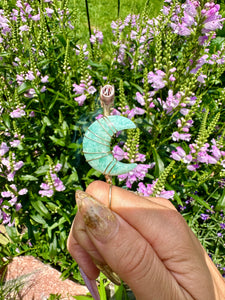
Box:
79, 266, 100, 300
76, 190, 119, 243
92, 259, 121, 286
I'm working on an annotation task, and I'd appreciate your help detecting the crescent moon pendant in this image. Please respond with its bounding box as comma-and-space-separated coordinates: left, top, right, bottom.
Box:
83, 116, 137, 176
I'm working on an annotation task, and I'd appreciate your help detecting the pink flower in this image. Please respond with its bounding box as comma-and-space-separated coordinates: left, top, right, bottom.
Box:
0, 142, 9, 156
163, 90, 180, 114
29, 111, 35, 117
40, 183, 50, 190
90, 30, 103, 44
41, 75, 49, 83
25, 4, 33, 14
14, 161, 24, 171
73, 83, 85, 94
54, 163, 62, 172
15, 203, 22, 211
159, 190, 175, 200
16, 74, 24, 85
112, 145, 127, 161
178, 24, 192, 36
10, 140, 20, 147
41, 86, 47, 93
53, 177, 65, 192
183, 0, 197, 17
87, 86, 96, 94
19, 25, 29, 32
10, 107, 26, 118
197, 151, 217, 164
1, 191, 11, 198
95, 114, 103, 119
7, 172, 16, 181
39, 189, 54, 197
9, 196, 17, 204
25, 71, 35, 81
74, 94, 86, 106
31, 13, 40, 21
16, 1, 23, 9
170, 146, 193, 164
171, 131, 191, 141
18, 188, 28, 195
187, 164, 200, 171
127, 107, 145, 119
135, 92, 145, 106
136, 153, 146, 162
169, 74, 176, 81
118, 164, 153, 188
24, 88, 36, 98
39, 170, 65, 197
182, 11, 195, 26
45, 8, 54, 17
211, 145, 222, 160
148, 70, 166, 90
137, 181, 174, 199
75, 44, 89, 58
171, 146, 186, 161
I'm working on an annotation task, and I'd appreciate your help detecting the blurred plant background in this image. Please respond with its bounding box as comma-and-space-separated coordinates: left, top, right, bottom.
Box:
0, 0, 224, 299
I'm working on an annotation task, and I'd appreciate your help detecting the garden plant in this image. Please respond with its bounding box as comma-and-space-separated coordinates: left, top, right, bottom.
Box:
0, 0, 225, 299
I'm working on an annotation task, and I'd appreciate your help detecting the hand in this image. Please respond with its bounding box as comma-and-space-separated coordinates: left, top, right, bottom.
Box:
67, 181, 225, 300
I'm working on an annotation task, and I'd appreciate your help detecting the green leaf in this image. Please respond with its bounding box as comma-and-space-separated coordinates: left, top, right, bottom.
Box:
130, 82, 144, 94
188, 193, 212, 211
49, 234, 58, 257
31, 200, 50, 219
5, 226, 20, 243
215, 189, 225, 211
67, 143, 80, 149
152, 147, 164, 177
0, 233, 9, 246
86, 168, 102, 178
48, 217, 67, 232
31, 214, 47, 226
56, 34, 67, 47
42, 116, 51, 126
20, 175, 38, 181
47, 88, 66, 98
35, 165, 49, 176
173, 191, 183, 206
2, 113, 11, 128
114, 283, 126, 300
58, 229, 67, 250
66, 171, 78, 185
0, 225, 10, 245
49, 136, 65, 147
99, 273, 107, 300
17, 82, 32, 94
47, 201, 58, 212
0, 52, 10, 57
165, 183, 182, 206
88, 60, 105, 68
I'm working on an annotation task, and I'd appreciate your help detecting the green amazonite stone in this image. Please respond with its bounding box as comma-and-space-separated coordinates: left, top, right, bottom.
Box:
83, 116, 137, 176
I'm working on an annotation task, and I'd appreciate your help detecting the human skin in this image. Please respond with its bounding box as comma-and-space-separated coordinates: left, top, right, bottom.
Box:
67, 181, 225, 300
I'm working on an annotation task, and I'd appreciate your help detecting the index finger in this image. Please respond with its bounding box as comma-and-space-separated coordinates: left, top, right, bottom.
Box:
85, 181, 200, 263
86, 180, 176, 210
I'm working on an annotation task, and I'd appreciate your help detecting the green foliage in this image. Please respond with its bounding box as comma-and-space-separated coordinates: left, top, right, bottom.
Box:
0, 0, 224, 298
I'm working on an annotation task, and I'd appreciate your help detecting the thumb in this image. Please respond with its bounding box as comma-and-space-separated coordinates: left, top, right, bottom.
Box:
76, 190, 183, 300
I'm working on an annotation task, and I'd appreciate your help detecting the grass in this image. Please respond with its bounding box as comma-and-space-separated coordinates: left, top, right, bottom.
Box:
70, 0, 163, 45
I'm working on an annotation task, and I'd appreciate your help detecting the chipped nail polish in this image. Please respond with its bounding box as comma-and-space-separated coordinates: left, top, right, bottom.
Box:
76, 190, 119, 243
92, 259, 121, 286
